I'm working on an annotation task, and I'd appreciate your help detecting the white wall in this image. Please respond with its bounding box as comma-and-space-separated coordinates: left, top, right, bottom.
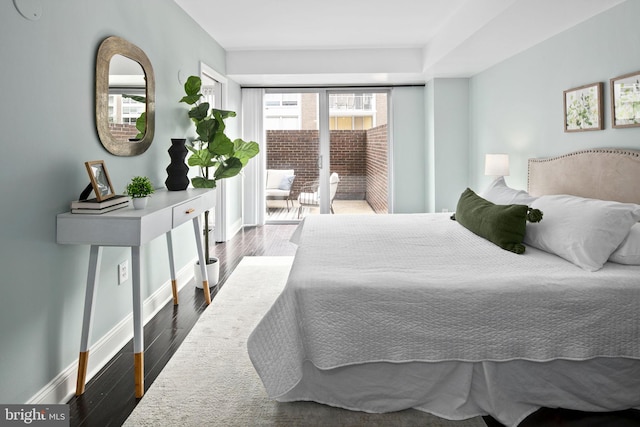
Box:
216, 80, 246, 240
469, 0, 640, 193
0, 0, 238, 404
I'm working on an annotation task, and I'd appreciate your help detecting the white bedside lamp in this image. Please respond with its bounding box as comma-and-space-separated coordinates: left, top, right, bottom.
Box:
484, 154, 510, 177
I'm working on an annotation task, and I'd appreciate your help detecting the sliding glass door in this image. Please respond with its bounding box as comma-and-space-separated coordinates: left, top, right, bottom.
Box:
264, 88, 389, 222
264, 91, 320, 221
327, 90, 389, 216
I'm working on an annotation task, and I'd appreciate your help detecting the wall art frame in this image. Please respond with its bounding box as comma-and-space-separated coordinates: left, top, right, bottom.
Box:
563, 82, 604, 132
84, 160, 116, 201
610, 70, 640, 129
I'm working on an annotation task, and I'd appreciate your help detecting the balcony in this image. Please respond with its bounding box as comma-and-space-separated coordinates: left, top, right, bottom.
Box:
265, 126, 388, 221
329, 93, 374, 112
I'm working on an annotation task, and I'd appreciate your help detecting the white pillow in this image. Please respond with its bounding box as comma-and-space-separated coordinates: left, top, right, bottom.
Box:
524, 195, 640, 271
278, 175, 295, 191
480, 177, 537, 205
609, 223, 640, 265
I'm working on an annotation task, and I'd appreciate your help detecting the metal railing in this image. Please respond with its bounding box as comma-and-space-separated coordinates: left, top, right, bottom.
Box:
329, 94, 374, 111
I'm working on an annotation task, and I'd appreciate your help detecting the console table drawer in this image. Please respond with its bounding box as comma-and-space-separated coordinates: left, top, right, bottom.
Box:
172, 197, 203, 227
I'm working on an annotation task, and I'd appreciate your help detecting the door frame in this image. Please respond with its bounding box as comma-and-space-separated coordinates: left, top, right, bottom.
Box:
199, 62, 228, 241
263, 86, 393, 220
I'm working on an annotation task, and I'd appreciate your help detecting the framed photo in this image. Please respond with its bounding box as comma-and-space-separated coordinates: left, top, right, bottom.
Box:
563, 82, 603, 132
84, 160, 116, 201
610, 71, 640, 128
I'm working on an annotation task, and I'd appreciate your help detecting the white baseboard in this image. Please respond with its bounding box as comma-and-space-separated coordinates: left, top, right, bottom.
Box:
229, 217, 243, 239
28, 260, 197, 405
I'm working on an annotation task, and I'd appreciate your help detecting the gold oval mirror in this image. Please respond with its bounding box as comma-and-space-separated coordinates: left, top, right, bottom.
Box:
96, 36, 155, 156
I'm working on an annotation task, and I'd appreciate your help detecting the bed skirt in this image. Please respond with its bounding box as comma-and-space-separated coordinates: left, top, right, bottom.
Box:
275, 357, 640, 427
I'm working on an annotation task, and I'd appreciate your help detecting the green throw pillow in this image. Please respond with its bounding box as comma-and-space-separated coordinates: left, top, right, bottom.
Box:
451, 188, 543, 254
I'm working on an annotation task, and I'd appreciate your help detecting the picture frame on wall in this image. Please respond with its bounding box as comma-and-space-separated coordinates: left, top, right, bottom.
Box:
563, 82, 604, 132
610, 71, 640, 128
84, 160, 116, 201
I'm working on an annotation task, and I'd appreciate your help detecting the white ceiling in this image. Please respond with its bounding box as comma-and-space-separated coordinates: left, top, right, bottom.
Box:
174, 0, 626, 86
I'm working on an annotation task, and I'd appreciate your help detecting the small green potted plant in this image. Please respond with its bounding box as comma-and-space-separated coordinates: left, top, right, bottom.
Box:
125, 176, 155, 209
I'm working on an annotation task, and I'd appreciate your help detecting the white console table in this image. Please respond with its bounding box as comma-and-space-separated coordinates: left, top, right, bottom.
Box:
57, 188, 216, 398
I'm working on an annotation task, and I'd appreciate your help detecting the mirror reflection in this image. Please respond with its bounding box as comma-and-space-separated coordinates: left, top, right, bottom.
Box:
108, 55, 147, 142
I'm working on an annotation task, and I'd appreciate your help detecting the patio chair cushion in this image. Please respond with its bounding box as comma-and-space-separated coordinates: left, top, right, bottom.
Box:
266, 189, 292, 197
266, 169, 294, 190
298, 191, 319, 206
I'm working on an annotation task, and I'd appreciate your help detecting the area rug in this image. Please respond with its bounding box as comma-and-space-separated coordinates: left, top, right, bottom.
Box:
124, 256, 486, 427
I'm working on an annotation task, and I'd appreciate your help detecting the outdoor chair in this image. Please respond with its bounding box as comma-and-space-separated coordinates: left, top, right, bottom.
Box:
266, 169, 295, 211
297, 172, 340, 218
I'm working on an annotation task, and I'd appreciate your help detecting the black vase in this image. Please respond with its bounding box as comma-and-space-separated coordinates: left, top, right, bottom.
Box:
165, 138, 189, 191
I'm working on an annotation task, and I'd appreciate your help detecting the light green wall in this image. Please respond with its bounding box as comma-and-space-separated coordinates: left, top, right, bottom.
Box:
425, 79, 469, 212
391, 87, 426, 212
469, 0, 640, 193
401, 1, 640, 212
0, 0, 235, 403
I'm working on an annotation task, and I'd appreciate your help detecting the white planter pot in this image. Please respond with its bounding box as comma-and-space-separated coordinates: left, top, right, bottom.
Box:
194, 257, 220, 289
132, 197, 149, 210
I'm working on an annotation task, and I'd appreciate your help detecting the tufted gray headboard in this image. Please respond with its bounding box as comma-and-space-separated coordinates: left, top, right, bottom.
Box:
528, 148, 640, 204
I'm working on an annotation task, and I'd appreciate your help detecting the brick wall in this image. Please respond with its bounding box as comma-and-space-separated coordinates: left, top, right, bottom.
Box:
365, 124, 388, 213
266, 130, 319, 198
301, 93, 318, 130
108, 123, 139, 141
328, 130, 366, 199
266, 125, 388, 211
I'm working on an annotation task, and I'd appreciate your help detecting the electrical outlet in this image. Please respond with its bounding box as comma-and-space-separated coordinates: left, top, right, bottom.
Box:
118, 260, 129, 284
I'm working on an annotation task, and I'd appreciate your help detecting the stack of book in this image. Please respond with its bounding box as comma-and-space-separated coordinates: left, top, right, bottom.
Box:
71, 195, 130, 214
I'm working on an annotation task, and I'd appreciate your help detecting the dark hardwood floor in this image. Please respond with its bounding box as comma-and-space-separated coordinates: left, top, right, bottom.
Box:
484, 408, 640, 427
67, 224, 298, 427
67, 223, 640, 427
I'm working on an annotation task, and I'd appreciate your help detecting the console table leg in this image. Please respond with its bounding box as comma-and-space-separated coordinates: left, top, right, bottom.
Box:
131, 246, 145, 398
165, 232, 178, 305
76, 245, 102, 395
192, 216, 211, 305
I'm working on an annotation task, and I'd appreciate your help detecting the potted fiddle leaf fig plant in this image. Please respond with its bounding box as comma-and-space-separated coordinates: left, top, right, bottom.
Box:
179, 75, 259, 288
125, 175, 154, 209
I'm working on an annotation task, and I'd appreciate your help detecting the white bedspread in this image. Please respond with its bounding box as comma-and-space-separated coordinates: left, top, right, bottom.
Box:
247, 213, 640, 422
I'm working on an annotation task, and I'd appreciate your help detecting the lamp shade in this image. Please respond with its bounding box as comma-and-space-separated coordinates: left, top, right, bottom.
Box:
484, 154, 510, 176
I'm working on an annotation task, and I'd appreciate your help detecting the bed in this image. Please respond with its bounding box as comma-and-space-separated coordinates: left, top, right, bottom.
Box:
247, 148, 640, 427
